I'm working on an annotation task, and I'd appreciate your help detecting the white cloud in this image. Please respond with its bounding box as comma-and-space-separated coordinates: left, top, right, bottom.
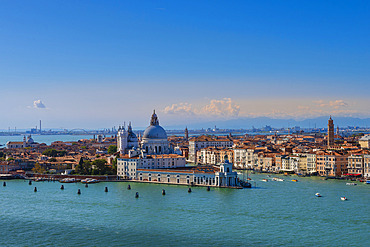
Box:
33, 100, 46, 109
202, 98, 240, 117
163, 98, 240, 119
164, 103, 195, 116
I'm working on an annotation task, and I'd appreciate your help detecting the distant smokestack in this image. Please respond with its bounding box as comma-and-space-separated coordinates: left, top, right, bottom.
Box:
40, 120, 42, 133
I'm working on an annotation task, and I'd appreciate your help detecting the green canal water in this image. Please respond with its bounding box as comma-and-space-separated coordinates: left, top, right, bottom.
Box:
0, 173, 368, 246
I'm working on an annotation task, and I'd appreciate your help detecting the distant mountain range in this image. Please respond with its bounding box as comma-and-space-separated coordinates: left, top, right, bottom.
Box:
164, 116, 370, 130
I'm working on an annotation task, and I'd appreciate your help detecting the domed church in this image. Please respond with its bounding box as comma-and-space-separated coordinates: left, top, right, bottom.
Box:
141, 110, 171, 155
117, 110, 186, 180
117, 110, 172, 155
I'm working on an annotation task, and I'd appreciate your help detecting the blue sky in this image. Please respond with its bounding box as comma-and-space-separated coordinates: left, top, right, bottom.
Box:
0, 0, 369, 129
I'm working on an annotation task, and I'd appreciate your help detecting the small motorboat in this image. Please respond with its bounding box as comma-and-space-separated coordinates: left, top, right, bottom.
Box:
365, 180, 370, 184
81, 178, 99, 184
315, 193, 322, 197
341, 197, 348, 201
261, 179, 268, 182
60, 178, 76, 183
346, 183, 357, 186
292, 179, 298, 182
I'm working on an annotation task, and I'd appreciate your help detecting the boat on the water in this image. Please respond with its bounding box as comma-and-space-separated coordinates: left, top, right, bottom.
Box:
240, 180, 252, 188
315, 193, 322, 197
341, 197, 348, 201
346, 183, 357, 186
261, 179, 268, 182
292, 179, 298, 182
365, 180, 370, 184
60, 178, 77, 183
81, 178, 99, 184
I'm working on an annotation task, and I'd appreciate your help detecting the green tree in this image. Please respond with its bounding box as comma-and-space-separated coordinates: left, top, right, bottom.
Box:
75, 158, 92, 175
92, 159, 107, 175
32, 163, 46, 174
111, 157, 117, 173
42, 149, 58, 157
42, 149, 67, 157
108, 145, 117, 155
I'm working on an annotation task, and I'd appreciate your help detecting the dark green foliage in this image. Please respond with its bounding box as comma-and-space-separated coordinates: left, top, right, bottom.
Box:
74, 158, 115, 175
108, 145, 117, 155
42, 149, 67, 157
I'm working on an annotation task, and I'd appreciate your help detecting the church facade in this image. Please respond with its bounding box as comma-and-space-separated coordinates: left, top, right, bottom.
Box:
117, 111, 186, 180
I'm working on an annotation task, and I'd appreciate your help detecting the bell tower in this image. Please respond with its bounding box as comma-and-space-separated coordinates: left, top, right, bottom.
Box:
327, 116, 334, 148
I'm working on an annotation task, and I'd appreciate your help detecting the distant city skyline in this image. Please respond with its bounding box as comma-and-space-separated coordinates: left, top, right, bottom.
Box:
1, 1, 369, 129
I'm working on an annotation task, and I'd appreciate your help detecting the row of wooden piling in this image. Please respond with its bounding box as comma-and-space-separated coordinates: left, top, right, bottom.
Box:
9, 181, 212, 198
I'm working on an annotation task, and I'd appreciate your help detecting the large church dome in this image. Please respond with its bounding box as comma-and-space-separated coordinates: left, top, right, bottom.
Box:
142, 110, 168, 140
143, 125, 167, 139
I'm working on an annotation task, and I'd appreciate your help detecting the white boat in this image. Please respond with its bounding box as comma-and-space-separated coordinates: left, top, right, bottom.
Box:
346, 183, 357, 186
60, 178, 76, 183
81, 178, 99, 184
341, 197, 348, 201
261, 179, 268, 182
315, 193, 322, 197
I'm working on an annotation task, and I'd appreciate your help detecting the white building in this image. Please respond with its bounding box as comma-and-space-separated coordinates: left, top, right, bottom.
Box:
136, 158, 239, 187
188, 135, 233, 163
6, 135, 38, 149
117, 111, 186, 180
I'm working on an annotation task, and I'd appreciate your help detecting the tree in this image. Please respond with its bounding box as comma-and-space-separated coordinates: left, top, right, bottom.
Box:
111, 157, 117, 173
108, 145, 117, 155
75, 157, 92, 175
32, 163, 46, 174
42, 149, 67, 157
92, 159, 107, 175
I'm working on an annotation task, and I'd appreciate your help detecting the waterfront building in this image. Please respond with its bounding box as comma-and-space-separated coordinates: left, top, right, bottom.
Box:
197, 147, 234, 166
257, 154, 276, 172
0, 162, 20, 173
295, 153, 317, 174
364, 155, 370, 178
233, 147, 261, 169
347, 155, 364, 176
137, 159, 239, 187
327, 116, 334, 148
316, 152, 348, 177
6, 135, 38, 149
188, 135, 233, 163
